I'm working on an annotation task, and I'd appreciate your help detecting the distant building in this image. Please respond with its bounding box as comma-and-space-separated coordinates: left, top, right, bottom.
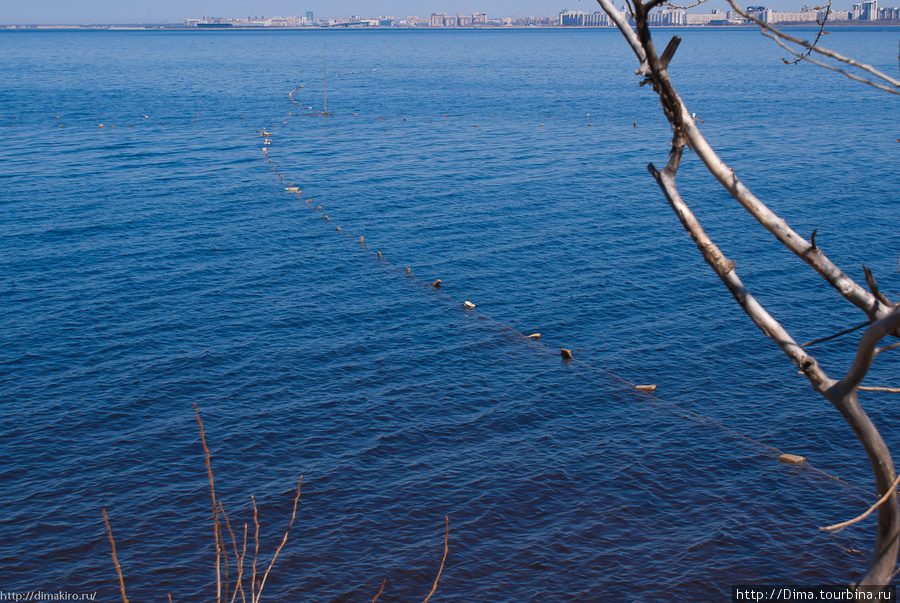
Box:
306, 11, 314, 22
852, 0, 878, 19
648, 6, 685, 25
770, 5, 818, 22
558, 9, 611, 26
685, 8, 728, 24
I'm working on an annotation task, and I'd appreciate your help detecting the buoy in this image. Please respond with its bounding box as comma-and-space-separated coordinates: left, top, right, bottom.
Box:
779, 454, 806, 464
336, 227, 342, 231
377, 251, 382, 258
464, 301, 475, 309
359, 236, 364, 244
635, 385, 657, 392
315, 206, 322, 210
432, 279, 441, 288
306, 199, 312, 203
324, 215, 329, 220
406, 268, 411, 275
527, 333, 541, 339
560, 348, 573, 360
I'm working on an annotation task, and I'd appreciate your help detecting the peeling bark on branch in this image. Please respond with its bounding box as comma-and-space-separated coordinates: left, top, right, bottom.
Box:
595, 0, 900, 587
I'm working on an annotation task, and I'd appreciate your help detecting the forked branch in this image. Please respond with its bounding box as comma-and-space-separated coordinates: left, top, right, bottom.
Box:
595, 0, 900, 587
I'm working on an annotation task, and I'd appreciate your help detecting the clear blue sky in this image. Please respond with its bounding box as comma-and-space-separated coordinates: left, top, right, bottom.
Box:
3, 0, 849, 24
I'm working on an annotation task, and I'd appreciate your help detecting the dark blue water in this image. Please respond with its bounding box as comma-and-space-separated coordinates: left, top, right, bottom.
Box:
1, 27, 898, 601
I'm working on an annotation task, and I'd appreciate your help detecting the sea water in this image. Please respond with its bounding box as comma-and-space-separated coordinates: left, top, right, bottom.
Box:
0, 27, 898, 601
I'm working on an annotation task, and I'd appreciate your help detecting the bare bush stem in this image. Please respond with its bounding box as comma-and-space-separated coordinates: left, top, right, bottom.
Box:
102, 509, 130, 603
422, 516, 450, 603
195, 403, 223, 603
253, 479, 303, 603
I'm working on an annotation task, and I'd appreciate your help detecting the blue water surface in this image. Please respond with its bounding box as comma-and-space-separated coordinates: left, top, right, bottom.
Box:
0, 27, 899, 601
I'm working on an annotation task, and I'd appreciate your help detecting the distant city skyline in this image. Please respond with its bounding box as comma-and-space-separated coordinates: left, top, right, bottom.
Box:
2, 0, 865, 25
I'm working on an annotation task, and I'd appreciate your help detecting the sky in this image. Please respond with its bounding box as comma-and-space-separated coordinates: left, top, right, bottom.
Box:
1, 0, 851, 24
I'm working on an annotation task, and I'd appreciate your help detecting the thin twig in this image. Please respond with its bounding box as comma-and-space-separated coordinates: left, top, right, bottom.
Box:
875, 342, 900, 356
783, 0, 832, 65
102, 509, 130, 603
251, 496, 259, 603
234, 523, 248, 603
254, 479, 303, 603
371, 578, 387, 603
195, 402, 223, 603
422, 516, 450, 603
729, 0, 900, 93
859, 386, 900, 393
220, 500, 246, 603
763, 31, 900, 96
800, 321, 871, 348
822, 473, 900, 532
219, 502, 231, 603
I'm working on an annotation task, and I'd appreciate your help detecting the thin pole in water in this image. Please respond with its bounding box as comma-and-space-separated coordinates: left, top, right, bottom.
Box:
323, 43, 327, 115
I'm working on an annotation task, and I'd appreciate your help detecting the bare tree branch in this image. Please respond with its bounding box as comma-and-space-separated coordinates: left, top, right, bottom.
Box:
860, 386, 900, 393
647, 159, 834, 392
800, 320, 871, 348
782, 0, 832, 66
876, 342, 900, 356
595, 0, 900, 587
762, 31, 900, 97
864, 265, 893, 308
617, 23, 895, 321
822, 473, 900, 533
729, 0, 900, 95
836, 309, 900, 393
595, 0, 649, 75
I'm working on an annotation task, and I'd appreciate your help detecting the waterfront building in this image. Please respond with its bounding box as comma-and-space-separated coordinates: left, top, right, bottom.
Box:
852, 0, 878, 18
558, 9, 612, 26
684, 8, 728, 24
648, 6, 685, 25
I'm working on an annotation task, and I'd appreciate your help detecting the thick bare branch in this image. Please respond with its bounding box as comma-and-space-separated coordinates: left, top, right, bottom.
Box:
647, 160, 834, 392
594, 0, 649, 75
814, 309, 900, 586
598, 3, 900, 587
837, 309, 900, 393
629, 34, 892, 320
